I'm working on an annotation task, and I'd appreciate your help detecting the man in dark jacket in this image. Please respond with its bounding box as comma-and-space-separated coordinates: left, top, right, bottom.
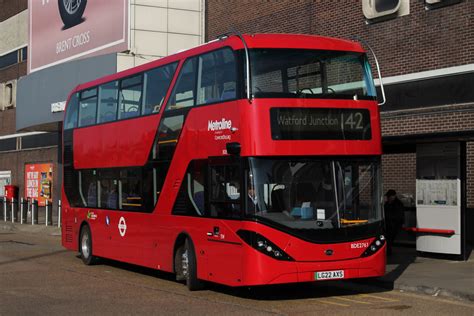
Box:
384, 189, 405, 255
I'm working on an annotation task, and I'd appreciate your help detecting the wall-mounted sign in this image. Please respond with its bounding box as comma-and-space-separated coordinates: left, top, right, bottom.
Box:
25, 163, 53, 206
28, 0, 129, 73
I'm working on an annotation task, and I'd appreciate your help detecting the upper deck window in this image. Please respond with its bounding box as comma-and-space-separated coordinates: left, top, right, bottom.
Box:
79, 88, 98, 127
98, 81, 119, 123
197, 48, 236, 105
143, 62, 177, 115
167, 58, 198, 110
119, 75, 143, 119
250, 49, 376, 100
167, 47, 237, 111
64, 93, 79, 130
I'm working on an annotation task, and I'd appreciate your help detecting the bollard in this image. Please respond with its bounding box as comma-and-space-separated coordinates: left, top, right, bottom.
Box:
32, 199, 36, 225
27, 199, 31, 224
11, 197, 15, 223
45, 199, 49, 227
58, 200, 61, 228
20, 198, 24, 224
3, 198, 6, 222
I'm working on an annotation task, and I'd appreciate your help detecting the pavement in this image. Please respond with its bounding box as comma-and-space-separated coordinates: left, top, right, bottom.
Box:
350, 244, 474, 302
1, 220, 473, 302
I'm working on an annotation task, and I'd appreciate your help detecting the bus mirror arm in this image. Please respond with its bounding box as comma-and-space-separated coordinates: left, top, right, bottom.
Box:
217, 30, 253, 103
226, 142, 241, 156
350, 36, 386, 106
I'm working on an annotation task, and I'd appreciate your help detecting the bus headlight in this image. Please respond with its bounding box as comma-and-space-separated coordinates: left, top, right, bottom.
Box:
237, 230, 293, 261
361, 235, 386, 257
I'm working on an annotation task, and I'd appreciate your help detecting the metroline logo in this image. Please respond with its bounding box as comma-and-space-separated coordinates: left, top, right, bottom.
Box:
208, 118, 232, 131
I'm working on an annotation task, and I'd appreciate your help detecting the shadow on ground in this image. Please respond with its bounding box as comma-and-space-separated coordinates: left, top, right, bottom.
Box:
87, 255, 398, 301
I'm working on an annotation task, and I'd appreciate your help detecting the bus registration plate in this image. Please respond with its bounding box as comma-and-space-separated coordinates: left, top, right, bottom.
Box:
315, 270, 344, 280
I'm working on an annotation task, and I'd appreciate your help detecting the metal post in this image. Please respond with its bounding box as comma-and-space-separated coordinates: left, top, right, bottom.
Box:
45, 199, 49, 227
20, 198, 24, 224
27, 199, 31, 224
58, 200, 61, 228
3, 198, 6, 222
11, 197, 15, 223
32, 199, 35, 226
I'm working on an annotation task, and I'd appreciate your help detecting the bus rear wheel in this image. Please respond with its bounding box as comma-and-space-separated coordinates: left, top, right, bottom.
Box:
175, 238, 204, 291
79, 225, 95, 265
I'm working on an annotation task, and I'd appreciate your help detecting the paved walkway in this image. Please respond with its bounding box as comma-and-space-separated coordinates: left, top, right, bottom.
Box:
1, 221, 473, 301
358, 245, 474, 302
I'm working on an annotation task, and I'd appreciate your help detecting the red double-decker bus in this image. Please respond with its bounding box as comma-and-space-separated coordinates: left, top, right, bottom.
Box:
62, 33, 385, 290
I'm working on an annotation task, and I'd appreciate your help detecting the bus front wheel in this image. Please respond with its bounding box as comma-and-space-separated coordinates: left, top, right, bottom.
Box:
175, 238, 204, 291
79, 225, 95, 265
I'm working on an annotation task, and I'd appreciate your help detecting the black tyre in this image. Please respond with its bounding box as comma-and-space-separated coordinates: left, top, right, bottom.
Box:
79, 225, 95, 265
58, 0, 87, 28
176, 238, 204, 291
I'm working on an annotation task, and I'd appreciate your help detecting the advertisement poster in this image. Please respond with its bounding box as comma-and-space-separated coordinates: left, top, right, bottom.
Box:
29, 0, 129, 73
25, 163, 53, 206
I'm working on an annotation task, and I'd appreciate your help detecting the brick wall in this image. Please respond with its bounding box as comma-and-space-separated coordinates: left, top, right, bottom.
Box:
206, 0, 474, 77
381, 105, 474, 136
0, 107, 16, 136
382, 152, 416, 200
0, 0, 27, 22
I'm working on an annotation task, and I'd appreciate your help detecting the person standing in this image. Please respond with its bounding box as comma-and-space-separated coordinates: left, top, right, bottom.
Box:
384, 189, 405, 255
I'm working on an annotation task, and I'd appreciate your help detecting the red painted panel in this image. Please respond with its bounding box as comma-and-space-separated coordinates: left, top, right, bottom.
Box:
74, 114, 159, 169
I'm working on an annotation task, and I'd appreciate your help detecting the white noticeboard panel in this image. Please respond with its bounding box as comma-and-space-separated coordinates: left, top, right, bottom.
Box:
416, 142, 461, 255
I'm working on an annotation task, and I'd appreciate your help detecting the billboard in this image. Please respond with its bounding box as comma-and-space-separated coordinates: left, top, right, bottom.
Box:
28, 0, 129, 73
25, 163, 53, 206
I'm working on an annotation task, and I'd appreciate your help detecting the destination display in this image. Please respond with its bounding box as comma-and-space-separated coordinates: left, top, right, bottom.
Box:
270, 108, 371, 140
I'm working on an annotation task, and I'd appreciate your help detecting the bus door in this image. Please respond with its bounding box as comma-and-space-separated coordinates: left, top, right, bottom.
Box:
203, 158, 244, 285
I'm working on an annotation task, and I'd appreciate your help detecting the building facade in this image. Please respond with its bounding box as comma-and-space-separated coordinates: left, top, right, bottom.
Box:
0, 0, 205, 212
206, 0, 473, 247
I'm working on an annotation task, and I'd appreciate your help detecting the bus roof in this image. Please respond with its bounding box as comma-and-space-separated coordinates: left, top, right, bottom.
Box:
74, 33, 365, 93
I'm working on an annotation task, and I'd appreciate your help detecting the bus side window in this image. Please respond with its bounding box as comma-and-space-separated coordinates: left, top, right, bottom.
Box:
98, 81, 119, 123
119, 75, 143, 120
64, 93, 79, 129
197, 48, 236, 105
79, 169, 98, 208
208, 163, 241, 219
78, 88, 98, 127
172, 160, 207, 216
143, 62, 178, 115
119, 169, 143, 211
98, 169, 119, 209
167, 58, 198, 110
